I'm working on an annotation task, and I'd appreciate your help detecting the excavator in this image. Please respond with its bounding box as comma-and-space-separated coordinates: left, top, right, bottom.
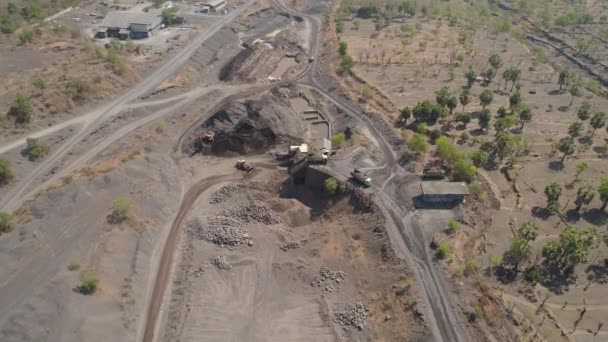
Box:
236, 159, 254, 173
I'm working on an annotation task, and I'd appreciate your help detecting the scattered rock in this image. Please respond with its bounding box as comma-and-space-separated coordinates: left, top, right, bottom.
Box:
211, 256, 232, 270
280, 239, 307, 251
334, 303, 368, 330
311, 266, 347, 288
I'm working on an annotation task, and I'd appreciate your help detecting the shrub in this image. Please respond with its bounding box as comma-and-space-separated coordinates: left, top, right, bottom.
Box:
465, 260, 478, 274
408, 133, 428, 155
324, 177, 338, 195
429, 129, 442, 142
436, 242, 450, 259
361, 84, 371, 98
68, 259, 81, 271
0, 159, 14, 185
490, 255, 502, 268
331, 133, 346, 148
110, 197, 131, 223
19, 30, 35, 44
340, 55, 354, 71
25, 137, 49, 161
0, 212, 12, 233
0, 17, 16, 34
9, 94, 32, 124
106, 49, 127, 75
79, 270, 99, 295
447, 219, 460, 234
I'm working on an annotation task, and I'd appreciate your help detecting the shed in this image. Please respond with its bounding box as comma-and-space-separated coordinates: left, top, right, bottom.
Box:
201, 0, 226, 12
419, 182, 469, 206
99, 11, 162, 39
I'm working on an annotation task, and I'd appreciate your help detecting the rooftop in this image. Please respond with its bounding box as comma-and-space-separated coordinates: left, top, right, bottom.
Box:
420, 182, 470, 195
100, 11, 162, 29
203, 0, 226, 7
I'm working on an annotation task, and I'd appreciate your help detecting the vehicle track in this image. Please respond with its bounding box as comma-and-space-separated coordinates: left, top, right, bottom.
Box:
141, 173, 241, 342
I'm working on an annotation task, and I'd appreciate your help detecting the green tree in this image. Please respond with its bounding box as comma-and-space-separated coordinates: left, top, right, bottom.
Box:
465, 69, 476, 88
457, 112, 472, 125
412, 100, 444, 122
479, 89, 493, 109
25, 137, 49, 161
558, 69, 572, 91
338, 41, 348, 56
21, 4, 43, 22
331, 133, 346, 148
575, 161, 588, 181
599, 177, 608, 210
429, 129, 442, 142
577, 102, 592, 121
575, 186, 595, 212
489, 54, 502, 71
340, 55, 354, 70
518, 107, 533, 129
497, 106, 508, 118
408, 133, 428, 155
398, 107, 411, 125
469, 149, 489, 167
557, 137, 576, 162
324, 177, 338, 195
79, 270, 99, 295
435, 86, 451, 108
0, 212, 12, 233
459, 89, 471, 114
478, 109, 491, 132
545, 182, 562, 212
162, 9, 176, 25
0, 159, 13, 185
542, 226, 599, 269
436, 242, 450, 259
110, 197, 131, 223
446, 96, 458, 116
568, 121, 583, 137
509, 90, 522, 108
589, 112, 607, 138
567, 77, 582, 107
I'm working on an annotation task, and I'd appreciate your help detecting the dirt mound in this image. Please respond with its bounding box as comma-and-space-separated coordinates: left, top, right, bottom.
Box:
184, 93, 307, 156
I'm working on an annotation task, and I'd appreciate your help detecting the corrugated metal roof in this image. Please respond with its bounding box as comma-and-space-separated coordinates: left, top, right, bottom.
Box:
420, 182, 470, 195
203, 0, 226, 7
100, 11, 162, 29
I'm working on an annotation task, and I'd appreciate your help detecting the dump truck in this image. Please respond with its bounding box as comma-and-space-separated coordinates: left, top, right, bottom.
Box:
308, 149, 329, 165
236, 160, 254, 173
351, 169, 372, 187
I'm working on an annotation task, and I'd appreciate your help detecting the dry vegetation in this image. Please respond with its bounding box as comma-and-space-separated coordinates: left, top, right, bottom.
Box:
332, 0, 608, 340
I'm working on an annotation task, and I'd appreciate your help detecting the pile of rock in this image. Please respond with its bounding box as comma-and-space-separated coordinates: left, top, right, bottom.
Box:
334, 303, 368, 330
311, 266, 347, 288
221, 201, 282, 225
211, 256, 232, 270
190, 217, 253, 247
209, 184, 248, 204
193, 265, 205, 278
280, 239, 306, 251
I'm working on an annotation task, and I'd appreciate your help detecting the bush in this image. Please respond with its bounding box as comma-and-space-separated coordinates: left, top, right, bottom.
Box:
162, 8, 176, 25
357, 5, 378, 18
79, 270, 99, 295
9, 94, 32, 124
0, 17, 16, 34
19, 30, 35, 44
25, 137, 49, 161
0, 159, 14, 185
0, 212, 12, 233
447, 219, 460, 234
331, 133, 346, 148
324, 177, 338, 195
436, 242, 450, 259
340, 55, 354, 71
429, 129, 442, 142
110, 197, 131, 223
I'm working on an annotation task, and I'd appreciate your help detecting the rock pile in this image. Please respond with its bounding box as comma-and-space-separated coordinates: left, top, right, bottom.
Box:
190, 217, 252, 247
311, 266, 347, 288
334, 303, 368, 330
211, 256, 232, 270
209, 184, 248, 204
221, 201, 282, 225
193, 265, 205, 278
280, 239, 306, 251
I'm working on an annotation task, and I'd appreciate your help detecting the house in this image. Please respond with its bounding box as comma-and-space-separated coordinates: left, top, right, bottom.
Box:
96, 11, 162, 40
200, 0, 226, 12
418, 181, 469, 207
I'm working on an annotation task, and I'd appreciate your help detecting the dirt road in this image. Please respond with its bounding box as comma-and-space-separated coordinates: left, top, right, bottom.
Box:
141, 173, 241, 342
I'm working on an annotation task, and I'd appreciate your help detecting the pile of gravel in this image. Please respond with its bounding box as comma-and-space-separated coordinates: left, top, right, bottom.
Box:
311, 266, 347, 288
190, 217, 252, 247
280, 239, 307, 251
334, 303, 368, 330
209, 184, 248, 204
221, 200, 282, 225
211, 256, 232, 270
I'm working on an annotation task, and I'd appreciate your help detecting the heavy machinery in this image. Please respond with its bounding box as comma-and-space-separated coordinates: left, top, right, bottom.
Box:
422, 167, 446, 180
236, 159, 254, 173
308, 149, 329, 165
351, 169, 372, 187
200, 131, 215, 144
